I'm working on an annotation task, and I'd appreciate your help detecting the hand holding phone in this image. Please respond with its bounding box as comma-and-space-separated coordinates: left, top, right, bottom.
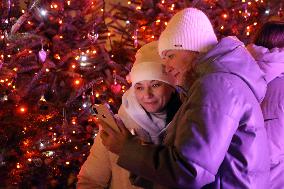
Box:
92, 104, 119, 132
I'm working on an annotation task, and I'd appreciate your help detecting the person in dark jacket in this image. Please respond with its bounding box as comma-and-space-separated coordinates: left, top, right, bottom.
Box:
100, 8, 270, 189
247, 21, 284, 189
77, 41, 181, 189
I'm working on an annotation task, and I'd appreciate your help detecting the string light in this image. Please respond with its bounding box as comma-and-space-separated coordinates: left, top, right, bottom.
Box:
74, 79, 80, 85
265, 9, 270, 15
40, 9, 47, 16
72, 118, 77, 124
222, 13, 228, 19
19, 106, 27, 114
50, 4, 58, 9
40, 95, 46, 102
54, 54, 61, 60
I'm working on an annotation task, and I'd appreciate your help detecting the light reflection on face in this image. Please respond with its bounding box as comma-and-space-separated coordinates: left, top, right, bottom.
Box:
162, 50, 199, 87
134, 80, 175, 113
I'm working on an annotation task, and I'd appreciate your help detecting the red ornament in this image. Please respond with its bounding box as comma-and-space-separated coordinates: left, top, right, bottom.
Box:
90, 94, 95, 104
110, 83, 122, 94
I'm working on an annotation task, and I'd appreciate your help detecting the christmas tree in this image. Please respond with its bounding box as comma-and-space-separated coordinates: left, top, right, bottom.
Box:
0, 0, 283, 188
0, 0, 133, 187
109, 0, 283, 45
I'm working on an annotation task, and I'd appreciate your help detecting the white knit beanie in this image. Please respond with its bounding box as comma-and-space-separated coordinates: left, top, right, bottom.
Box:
129, 41, 175, 87
158, 8, 218, 58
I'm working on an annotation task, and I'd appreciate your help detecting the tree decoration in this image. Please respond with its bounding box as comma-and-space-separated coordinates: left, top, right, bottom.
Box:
110, 72, 122, 94
38, 40, 47, 63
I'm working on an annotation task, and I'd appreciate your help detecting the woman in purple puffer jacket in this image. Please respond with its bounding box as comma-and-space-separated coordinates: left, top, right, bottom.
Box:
247, 21, 284, 189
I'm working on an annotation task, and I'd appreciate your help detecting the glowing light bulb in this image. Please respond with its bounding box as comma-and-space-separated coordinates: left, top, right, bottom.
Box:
74, 79, 80, 85
19, 106, 27, 113
81, 55, 87, 61
80, 62, 87, 66
40, 9, 47, 16
222, 14, 228, 19
40, 142, 44, 148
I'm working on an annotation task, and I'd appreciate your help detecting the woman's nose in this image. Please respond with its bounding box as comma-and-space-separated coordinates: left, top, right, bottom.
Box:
144, 88, 153, 98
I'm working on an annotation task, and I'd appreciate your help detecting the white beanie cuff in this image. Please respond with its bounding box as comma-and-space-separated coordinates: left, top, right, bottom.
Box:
130, 61, 175, 87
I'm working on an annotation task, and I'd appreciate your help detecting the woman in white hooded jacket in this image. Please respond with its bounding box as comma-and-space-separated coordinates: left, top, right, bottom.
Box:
76, 41, 181, 189
247, 21, 284, 189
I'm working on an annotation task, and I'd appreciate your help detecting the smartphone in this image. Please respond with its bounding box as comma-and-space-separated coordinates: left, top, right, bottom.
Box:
91, 104, 119, 132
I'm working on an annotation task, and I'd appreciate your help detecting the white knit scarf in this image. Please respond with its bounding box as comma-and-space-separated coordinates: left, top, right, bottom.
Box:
118, 87, 168, 144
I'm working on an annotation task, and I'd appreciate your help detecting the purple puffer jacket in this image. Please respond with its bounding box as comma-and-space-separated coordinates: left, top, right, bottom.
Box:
248, 44, 284, 189
117, 37, 270, 189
